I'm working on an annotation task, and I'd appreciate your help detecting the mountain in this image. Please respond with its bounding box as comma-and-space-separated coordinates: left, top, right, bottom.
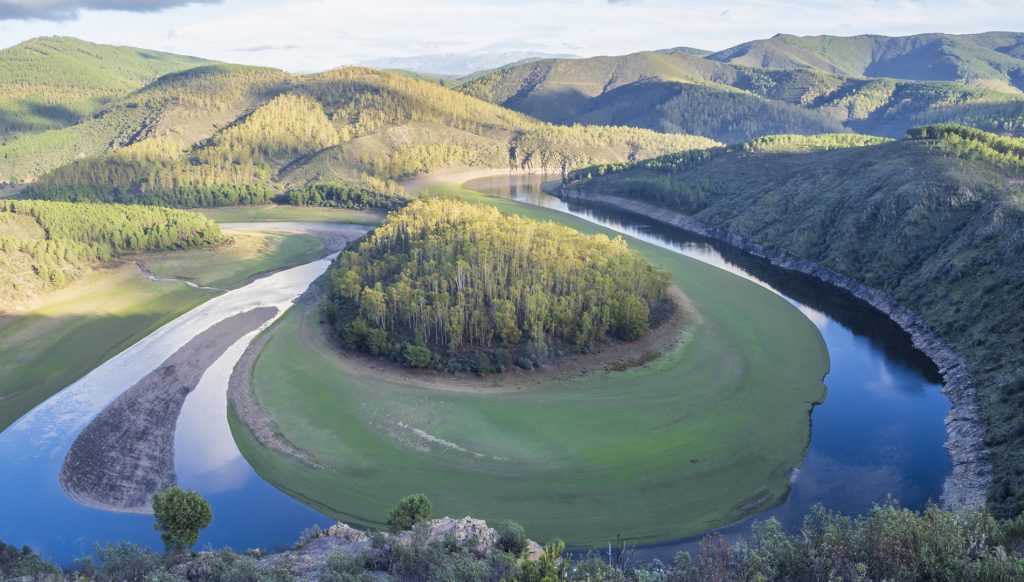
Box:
1, 60, 717, 200
560, 126, 1024, 517
708, 32, 1024, 93
459, 45, 1024, 142
0, 36, 211, 135
360, 51, 577, 77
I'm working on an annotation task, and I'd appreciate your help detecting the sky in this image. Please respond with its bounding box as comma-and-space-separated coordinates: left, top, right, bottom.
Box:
0, 0, 1023, 72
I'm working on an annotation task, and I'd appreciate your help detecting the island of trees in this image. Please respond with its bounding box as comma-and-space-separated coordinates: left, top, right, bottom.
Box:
324, 198, 671, 373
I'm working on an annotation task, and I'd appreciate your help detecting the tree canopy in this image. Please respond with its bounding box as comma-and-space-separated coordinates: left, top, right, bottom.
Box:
324, 198, 670, 372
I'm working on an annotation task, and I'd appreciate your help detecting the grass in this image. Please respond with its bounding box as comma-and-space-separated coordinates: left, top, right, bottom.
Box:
232, 184, 830, 546
140, 230, 325, 289
0, 228, 337, 432
197, 205, 385, 225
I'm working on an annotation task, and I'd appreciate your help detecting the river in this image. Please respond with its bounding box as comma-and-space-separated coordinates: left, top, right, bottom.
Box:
0, 185, 952, 563
463, 174, 952, 559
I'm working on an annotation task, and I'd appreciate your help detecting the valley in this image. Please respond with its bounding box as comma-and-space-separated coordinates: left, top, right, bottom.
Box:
3, 17, 1024, 580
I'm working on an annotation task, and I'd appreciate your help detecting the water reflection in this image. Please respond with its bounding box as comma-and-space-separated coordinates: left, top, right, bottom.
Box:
464, 174, 951, 559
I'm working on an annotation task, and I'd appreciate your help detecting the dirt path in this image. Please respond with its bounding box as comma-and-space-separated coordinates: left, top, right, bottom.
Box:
60, 308, 278, 513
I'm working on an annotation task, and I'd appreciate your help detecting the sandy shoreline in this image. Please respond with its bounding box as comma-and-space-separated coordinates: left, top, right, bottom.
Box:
61, 308, 278, 514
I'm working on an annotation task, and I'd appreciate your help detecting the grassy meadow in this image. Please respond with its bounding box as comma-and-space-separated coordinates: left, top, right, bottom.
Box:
197, 204, 385, 225
232, 184, 829, 546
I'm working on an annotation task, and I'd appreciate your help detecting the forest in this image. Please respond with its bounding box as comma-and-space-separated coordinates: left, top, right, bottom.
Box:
324, 198, 671, 373
0, 199, 222, 302
288, 176, 410, 209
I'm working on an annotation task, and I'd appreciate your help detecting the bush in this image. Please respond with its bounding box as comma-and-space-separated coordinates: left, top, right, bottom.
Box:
152, 487, 213, 553
496, 521, 528, 556
403, 343, 432, 367
386, 494, 432, 532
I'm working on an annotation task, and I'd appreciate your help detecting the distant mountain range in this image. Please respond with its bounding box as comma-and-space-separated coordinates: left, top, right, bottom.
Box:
3, 32, 1024, 188
359, 51, 578, 77
459, 32, 1024, 142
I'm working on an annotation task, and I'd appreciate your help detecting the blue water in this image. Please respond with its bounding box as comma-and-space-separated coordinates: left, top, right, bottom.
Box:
464, 175, 952, 558
0, 180, 951, 564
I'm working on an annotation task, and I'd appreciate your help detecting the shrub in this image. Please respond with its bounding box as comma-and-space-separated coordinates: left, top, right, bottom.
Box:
403, 343, 431, 367
496, 521, 528, 556
152, 487, 213, 553
386, 494, 432, 532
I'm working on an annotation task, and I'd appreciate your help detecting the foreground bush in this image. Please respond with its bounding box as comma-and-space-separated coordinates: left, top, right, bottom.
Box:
5, 501, 1024, 580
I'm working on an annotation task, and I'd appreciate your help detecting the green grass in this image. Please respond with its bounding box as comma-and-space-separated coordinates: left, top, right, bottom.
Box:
0, 266, 213, 431
0, 229, 336, 432
142, 230, 325, 288
233, 184, 829, 546
197, 205, 385, 225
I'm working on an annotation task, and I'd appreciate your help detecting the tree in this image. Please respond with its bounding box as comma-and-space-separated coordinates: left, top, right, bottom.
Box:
151, 487, 213, 553
386, 494, 432, 532
495, 520, 528, 556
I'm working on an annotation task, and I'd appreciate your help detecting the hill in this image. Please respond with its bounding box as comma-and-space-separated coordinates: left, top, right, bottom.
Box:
0, 199, 222, 305
708, 32, 1024, 93
458, 47, 1024, 141
4, 62, 717, 205
0, 36, 210, 136
561, 126, 1024, 518
324, 198, 671, 372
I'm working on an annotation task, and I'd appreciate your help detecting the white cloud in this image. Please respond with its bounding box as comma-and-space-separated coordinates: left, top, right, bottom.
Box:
0, 0, 221, 21
1, 0, 1022, 71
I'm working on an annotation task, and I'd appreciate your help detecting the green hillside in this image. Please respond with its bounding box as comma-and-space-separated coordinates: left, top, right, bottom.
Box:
708, 32, 1024, 93
563, 126, 1024, 517
7, 63, 717, 205
0, 36, 210, 136
458, 47, 1024, 142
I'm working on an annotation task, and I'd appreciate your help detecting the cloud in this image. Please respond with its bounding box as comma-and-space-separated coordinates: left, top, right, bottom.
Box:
231, 43, 301, 53
0, 0, 220, 21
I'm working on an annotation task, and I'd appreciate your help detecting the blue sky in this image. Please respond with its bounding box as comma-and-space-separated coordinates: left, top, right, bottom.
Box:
1, 0, 1023, 71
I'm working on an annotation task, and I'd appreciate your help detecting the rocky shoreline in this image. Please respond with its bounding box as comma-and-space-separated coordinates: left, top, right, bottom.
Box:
557, 188, 991, 510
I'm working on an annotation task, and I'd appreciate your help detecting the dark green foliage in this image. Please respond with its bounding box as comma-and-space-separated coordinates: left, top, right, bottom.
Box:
565, 126, 1024, 517
152, 487, 213, 554
495, 521, 528, 556
289, 179, 409, 209
0, 539, 62, 580
324, 199, 670, 371
27, 183, 273, 208
386, 494, 433, 532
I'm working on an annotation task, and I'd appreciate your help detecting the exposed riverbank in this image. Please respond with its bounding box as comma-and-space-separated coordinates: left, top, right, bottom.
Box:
556, 187, 990, 510
61, 308, 278, 513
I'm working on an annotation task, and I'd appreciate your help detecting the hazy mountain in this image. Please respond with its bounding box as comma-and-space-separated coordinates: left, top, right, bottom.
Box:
459, 46, 1024, 142
708, 32, 1024, 93
360, 51, 577, 77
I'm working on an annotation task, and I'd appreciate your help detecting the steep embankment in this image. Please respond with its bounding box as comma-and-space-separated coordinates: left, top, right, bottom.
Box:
560, 128, 1024, 516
